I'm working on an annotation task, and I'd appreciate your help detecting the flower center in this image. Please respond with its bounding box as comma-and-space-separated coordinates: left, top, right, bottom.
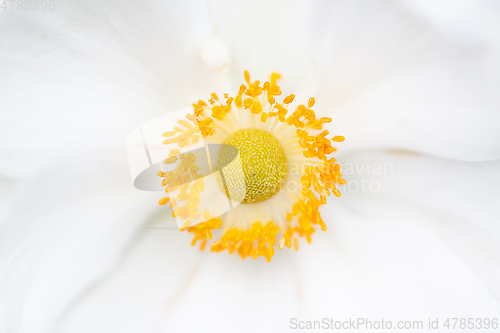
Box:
217, 129, 287, 204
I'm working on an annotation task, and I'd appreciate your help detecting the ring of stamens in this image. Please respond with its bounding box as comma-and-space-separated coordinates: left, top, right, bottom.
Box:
157, 71, 345, 262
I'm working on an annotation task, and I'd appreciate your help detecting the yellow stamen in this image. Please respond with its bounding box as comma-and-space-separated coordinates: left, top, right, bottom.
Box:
156, 71, 345, 261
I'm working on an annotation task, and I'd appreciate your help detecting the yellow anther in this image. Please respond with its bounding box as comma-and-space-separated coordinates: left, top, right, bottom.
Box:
250, 99, 262, 114
261, 112, 268, 123
270, 72, 281, 86
283, 94, 295, 104
243, 98, 253, 109
308, 97, 315, 108
159, 197, 170, 205
156, 71, 345, 262
235, 95, 242, 108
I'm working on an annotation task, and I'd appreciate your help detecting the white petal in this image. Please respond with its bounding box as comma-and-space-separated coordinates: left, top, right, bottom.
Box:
400, 0, 500, 86
298, 0, 500, 161
297, 202, 500, 321
0, 0, 227, 178
0, 140, 160, 333
206, 0, 315, 94
54, 213, 199, 333
400, 0, 500, 49
56, 219, 300, 333
337, 150, 500, 299
56, 181, 500, 332
0, 176, 21, 228
157, 251, 300, 332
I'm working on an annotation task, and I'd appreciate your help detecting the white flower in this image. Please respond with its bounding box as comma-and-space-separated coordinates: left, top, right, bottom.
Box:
1, 1, 500, 333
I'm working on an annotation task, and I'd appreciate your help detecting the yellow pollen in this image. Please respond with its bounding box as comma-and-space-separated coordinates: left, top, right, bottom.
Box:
217, 129, 287, 204
156, 71, 346, 262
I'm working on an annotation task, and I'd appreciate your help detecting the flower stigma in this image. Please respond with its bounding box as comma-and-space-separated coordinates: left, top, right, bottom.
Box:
217, 129, 287, 204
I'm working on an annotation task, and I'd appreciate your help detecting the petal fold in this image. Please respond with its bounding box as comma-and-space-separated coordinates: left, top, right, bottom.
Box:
0, 140, 159, 333
298, 0, 500, 161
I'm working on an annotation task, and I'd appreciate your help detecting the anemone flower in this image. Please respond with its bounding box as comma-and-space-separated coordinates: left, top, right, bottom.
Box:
1, 1, 500, 333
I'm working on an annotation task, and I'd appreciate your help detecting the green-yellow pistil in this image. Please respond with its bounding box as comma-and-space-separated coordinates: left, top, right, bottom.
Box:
217, 129, 287, 204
